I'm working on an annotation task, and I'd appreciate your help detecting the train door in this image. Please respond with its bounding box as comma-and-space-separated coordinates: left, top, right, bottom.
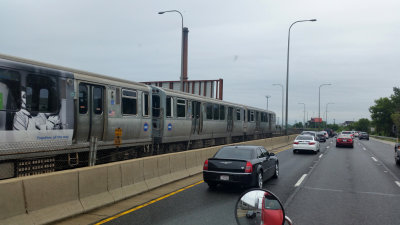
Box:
191, 101, 202, 134
152, 93, 162, 141
76, 82, 105, 142
256, 111, 260, 130
227, 107, 233, 132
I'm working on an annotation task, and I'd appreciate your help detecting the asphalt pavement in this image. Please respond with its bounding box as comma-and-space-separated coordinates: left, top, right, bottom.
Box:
103, 141, 332, 225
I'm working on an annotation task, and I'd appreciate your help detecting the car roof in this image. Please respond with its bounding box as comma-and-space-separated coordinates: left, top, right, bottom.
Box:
220, 145, 262, 150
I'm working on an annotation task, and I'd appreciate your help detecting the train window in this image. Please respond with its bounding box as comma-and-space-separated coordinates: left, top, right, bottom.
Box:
142, 92, 149, 117
0, 68, 21, 111
206, 103, 213, 119
213, 104, 219, 120
122, 89, 137, 115
26, 75, 58, 113
220, 105, 225, 120
177, 98, 186, 118
247, 110, 250, 122
166, 96, 173, 117
152, 95, 160, 117
250, 111, 254, 122
93, 86, 103, 115
266, 113, 269, 122
236, 109, 241, 121
79, 84, 88, 114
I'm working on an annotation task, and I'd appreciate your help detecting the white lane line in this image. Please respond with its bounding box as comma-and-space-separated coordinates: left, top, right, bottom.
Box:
371, 157, 378, 162
363, 147, 366, 151
295, 174, 307, 187
326, 146, 330, 149
319, 154, 323, 158
396, 181, 400, 188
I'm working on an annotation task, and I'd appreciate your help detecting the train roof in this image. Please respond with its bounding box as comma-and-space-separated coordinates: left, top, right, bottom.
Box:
0, 53, 147, 88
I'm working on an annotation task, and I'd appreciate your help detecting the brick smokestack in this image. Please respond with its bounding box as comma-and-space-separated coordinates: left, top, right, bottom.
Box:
182, 27, 189, 81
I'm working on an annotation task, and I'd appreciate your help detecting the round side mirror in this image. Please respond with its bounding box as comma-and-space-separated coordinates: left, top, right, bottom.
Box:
235, 189, 287, 225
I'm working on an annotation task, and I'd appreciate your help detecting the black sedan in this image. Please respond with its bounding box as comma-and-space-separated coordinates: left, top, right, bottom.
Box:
203, 145, 279, 189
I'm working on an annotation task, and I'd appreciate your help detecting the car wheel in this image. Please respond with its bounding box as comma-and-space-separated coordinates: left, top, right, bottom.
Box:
351, 145, 354, 148
257, 172, 263, 188
293, 149, 296, 154
273, 163, 279, 178
367, 138, 369, 140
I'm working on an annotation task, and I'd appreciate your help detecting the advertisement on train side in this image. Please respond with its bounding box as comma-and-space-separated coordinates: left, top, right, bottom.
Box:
0, 59, 74, 152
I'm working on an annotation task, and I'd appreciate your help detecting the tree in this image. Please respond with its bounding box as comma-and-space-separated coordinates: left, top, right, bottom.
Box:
391, 87, 400, 111
355, 118, 370, 132
391, 113, 400, 137
369, 97, 395, 136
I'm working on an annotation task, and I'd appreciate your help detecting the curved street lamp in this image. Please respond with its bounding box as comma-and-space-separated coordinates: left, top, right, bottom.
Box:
158, 10, 184, 91
285, 19, 317, 135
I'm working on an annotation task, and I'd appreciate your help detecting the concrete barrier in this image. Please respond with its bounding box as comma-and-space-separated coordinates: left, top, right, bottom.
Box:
107, 163, 124, 202
0, 134, 299, 224
24, 171, 83, 225
170, 152, 189, 181
0, 179, 31, 225
186, 149, 202, 176
79, 166, 114, 211
143, 156, 162, 190
157, 155, 173, 185
121, 159, 148, 198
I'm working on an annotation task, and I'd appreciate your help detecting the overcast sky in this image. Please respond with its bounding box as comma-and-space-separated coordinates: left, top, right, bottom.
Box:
1, 0, 399, 124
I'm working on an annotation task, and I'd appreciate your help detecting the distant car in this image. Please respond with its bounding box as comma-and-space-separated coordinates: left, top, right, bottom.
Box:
301, 131, 319, 141
358, 132, 369, 140
317, 133, 327, 142
293, 135, 320, 154
203, 145, 279, 189
354, 132, 359, 137
341, 131, 354, 139
395, 143, 400, 165
321, 131, 329, 139
336, 134, 354, 148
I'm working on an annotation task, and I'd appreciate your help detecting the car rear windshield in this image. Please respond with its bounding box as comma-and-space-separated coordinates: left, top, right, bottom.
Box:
342, 131, 351, 134
296, 136, 313, 140
214, 147, 254, 160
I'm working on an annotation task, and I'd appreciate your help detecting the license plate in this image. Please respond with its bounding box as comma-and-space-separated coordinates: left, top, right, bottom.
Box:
220, 175, 229, 181
343, 140, 347, 142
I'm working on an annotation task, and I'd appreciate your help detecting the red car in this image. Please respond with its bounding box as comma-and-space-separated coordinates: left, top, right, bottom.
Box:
261, 192, 284, 225
336, 134, 354, 148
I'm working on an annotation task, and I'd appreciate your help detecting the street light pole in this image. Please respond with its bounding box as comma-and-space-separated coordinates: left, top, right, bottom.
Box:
326, 102, 334, 127
285, 19, 317, 135
265, 95, 271, 111
318, 83, 331, 130
298, 103, 306, 128
273, 84, 284, 134
158, 10, 184, 91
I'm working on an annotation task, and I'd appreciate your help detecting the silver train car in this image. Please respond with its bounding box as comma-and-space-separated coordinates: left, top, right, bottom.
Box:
0, 54, 276, 179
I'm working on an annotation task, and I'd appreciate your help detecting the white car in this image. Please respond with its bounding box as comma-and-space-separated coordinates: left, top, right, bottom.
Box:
321, 131, 329, 139
293, 135, 320, 154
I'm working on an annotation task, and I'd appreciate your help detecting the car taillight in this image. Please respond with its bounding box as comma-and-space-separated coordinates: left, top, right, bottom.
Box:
294, 141, 299, 144
337, 138, 342, 142
245, 161, 253, 173
203, 160, 208, 170
348, 138, 353, 142
309, 142, 316, 145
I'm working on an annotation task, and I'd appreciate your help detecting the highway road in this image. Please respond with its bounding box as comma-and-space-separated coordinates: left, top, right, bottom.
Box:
101, 138, 400, 225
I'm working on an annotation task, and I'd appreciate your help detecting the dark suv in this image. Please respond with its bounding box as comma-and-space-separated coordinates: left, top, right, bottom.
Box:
358, 132, 369, 140
395, 143, 400, 165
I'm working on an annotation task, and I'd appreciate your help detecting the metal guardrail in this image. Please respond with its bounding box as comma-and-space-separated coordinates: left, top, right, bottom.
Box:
370, 135, 398, 141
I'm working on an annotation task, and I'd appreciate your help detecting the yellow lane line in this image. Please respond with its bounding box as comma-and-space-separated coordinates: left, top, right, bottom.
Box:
94, 180, 204, 225
273, 145, 292, 154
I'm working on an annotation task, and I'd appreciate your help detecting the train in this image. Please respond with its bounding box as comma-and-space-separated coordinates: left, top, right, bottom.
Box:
0, 53, 276, 179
